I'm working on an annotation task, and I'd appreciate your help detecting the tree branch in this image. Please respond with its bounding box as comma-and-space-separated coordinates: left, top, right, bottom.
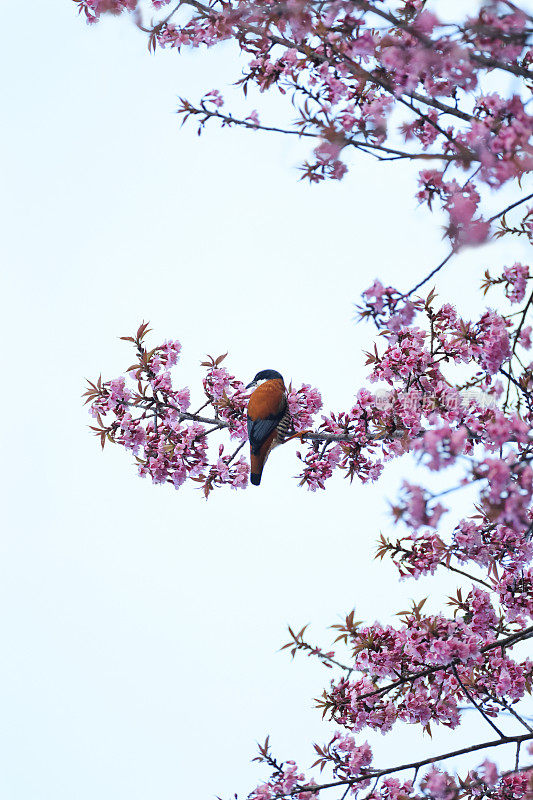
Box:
176, 0, 475, 125
489, 192, 533, 223
402, 250, 455, 299
403, 192, 533, 299
352, 625, 533, 705
272, 733, 533, 798
179, 100, 464, 163
350, 0, 533, 81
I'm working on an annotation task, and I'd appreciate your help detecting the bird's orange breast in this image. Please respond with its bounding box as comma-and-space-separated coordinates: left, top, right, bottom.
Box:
247, 379, 286, 419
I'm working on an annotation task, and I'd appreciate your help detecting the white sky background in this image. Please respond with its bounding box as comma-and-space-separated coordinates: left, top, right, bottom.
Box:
1, 1, 532, 798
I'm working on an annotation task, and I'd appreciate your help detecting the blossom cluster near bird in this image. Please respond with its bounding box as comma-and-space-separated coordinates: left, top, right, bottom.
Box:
77, 0, 533, 798
85, 263, 532, 498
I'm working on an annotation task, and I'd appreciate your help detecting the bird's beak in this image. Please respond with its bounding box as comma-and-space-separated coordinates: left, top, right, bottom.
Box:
245, 380, 256, 390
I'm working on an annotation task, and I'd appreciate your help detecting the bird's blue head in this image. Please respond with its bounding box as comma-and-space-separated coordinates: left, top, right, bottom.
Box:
245, 369, 284, 389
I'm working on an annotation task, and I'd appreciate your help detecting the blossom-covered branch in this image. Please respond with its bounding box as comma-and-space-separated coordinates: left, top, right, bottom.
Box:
76, 0, 532, 248
263, 732, 533, 799
86, 259, 533, 491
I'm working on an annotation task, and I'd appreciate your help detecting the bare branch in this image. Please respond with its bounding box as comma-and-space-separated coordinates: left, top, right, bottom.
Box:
489, 192, 533, 223
451, 664, 506, 739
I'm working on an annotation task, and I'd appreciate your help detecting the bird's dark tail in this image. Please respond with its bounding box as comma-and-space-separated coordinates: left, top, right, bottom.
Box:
250, 452, 264, 486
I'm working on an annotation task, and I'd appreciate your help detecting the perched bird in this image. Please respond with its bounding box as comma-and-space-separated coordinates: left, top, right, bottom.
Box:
246, 369, 291, 486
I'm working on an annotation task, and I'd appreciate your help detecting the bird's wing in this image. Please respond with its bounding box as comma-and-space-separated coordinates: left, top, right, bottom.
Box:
247, 411, 284, 455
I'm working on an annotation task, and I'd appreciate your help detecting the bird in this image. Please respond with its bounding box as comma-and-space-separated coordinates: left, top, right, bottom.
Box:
246, 369, 291, 486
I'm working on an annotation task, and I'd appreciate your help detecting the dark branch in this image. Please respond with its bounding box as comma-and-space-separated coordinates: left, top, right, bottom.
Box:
451, 664, 506, 739
403, 192, 533, 299
271, 733, 533, 798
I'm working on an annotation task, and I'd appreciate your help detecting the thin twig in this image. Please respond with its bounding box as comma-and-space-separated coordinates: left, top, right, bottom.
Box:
443, 563, 493, 591
181, 102, 461, 163
451, 664, 506, 739
499, 367, 532, 404
227, 440, 246, 464
403, 193, 533, 300
494, 697, 533, 733
489, 192, 533, 223
402, 250, 455, 299
192, 400, 212, 416
512, 289, 533, 357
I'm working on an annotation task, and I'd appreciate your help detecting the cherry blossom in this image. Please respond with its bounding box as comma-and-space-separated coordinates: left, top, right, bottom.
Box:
78, 2, 533, 797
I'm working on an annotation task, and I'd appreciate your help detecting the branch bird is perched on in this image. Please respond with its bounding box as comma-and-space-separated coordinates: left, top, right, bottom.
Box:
246, 369, 290, 486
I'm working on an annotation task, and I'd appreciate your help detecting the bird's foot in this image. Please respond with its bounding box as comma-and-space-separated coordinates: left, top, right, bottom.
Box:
282, 430, 311, 444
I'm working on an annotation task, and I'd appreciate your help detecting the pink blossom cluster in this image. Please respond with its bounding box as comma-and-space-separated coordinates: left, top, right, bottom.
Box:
482, 410, 530, 449
519, 325, 532, 350
137, 420, 209, 488
417, 171, 490, 246
90, 376, 132, 417
477, 457, 533, 529
286, 384, 323, 431
477, 649, 532, 702
393, 482, 447, 530
332, 734, 373, 778
202, 364, 248, 440
312, 138, 348, 181
84, 331, 253, 496
326, 608, 532, 734
466, 94, 533, 187
75, 0, 137, 21
401, 109, 440, 148
380, 29, 476, 99
496, 567, 533, 622
158, 339, 182, 368
386, 515, 533, 584
296, 444, 343, 491
453, 518, 533, 575
203, 88, 224, 108
359, 295, 515, 404
465, 587, 499, 636
503, 263, 530, 304
413, 425, 471, 471
200, 446, 250, 497
319, 389, 376, 444
420, 767, 458, 800
466, 7, 529, 63
474, 311, 512, 375
355, 769, 532, 800
357, 280, 416, 332
381, 533, 446, 580
250, 761, 316, 800
369, 327, 430, 384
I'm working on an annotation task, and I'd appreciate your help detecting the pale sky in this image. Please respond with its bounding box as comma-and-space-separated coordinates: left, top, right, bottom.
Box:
0, 2, 531, 799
